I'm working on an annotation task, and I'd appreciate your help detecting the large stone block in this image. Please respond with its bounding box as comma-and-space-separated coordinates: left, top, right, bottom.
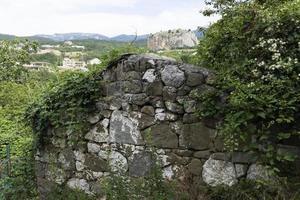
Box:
179, 123, 215, 150
143, 123, 178, 148
109, 110, 144, 145
161, 65, 185, 88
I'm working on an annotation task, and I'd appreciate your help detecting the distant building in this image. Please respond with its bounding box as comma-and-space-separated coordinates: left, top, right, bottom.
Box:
64, 41, 73, 46
23, 62, 51, 70
37, 49, 62, 56
148, 29, 198, 51
88, 58, 101, 65
71, 45, 85, 50
61, 57, 87, 69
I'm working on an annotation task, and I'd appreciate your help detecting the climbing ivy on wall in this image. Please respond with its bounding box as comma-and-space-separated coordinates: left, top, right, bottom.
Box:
25, 69, 105, 146
197, 0, 300, 173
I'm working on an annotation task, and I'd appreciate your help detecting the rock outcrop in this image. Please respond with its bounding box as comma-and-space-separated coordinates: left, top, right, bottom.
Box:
148, 29, 198, 51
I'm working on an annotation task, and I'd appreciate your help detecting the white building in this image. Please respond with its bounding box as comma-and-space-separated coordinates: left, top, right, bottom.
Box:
62, 58, 87, 69
88, 58, 102, 65
23, 62, 51, 70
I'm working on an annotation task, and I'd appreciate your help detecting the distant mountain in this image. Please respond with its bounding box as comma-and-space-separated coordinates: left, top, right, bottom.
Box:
0, 29, 203, 43
110, 34, 149, 42
35, 33, 109, 42
0, 34, 16, 40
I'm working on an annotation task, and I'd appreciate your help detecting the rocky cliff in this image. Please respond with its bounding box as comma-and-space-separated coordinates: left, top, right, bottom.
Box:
147, 29, 198, 51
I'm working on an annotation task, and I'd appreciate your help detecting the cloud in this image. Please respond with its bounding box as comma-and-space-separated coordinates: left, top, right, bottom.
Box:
0, 0, 219, 36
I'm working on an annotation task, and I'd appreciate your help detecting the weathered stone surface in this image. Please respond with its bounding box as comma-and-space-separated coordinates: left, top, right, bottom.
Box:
58, 149, 75, 171
183, 100, 197, 113
187, 159, 203, 176
85, 119, 109, 143
179, 123, 215, 150
123, 80, 143, 94
163, 86, 177, 102
232, 152, 257, 164
202, 158, 238, 186
186, 72, 204, 87
142, 69, 157, 83
84, 154, 108, 172
143, 123, 178, 148
177, 85, 191, 96
124, 93, 149, 105
67, 178, 91, 194
145, 81, 164, 96
183, 113, 201, 124
130, 112, 156, 130
109, 110, 143, 145
87, 143, 101, 154
247, 164, 271, 181
193, 150, 211, 159
155, 112, 178, 122
165, 101, 184, 114
148, 29, 198, 51
88, 114, 101, 124
109, 151, 128, 173
141, 106, 155, 116
129, 151, 153, 177
161, 65, 185, 88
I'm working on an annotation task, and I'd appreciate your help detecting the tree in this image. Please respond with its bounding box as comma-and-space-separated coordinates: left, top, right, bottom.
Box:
0, 40, 37, 82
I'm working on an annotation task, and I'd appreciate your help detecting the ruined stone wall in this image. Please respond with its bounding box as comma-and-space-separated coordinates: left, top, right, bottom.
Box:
147, 29, 198, 51
35, 54, 298, 198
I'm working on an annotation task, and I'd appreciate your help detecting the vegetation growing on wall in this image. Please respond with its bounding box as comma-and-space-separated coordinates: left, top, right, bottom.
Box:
197, 0, 300, 171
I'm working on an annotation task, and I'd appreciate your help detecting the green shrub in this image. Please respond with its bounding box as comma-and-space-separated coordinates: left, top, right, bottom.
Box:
197, 0, 300, 172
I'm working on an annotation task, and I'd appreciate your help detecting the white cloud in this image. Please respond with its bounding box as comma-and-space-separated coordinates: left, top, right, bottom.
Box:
0, 0, 219, 36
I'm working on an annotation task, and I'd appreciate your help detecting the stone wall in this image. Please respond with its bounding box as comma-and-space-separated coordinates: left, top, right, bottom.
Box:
35, 54, 299, 198
147, 29, 198, 51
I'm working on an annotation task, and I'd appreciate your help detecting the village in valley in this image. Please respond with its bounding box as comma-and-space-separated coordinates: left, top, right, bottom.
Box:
23, 40, 102, 71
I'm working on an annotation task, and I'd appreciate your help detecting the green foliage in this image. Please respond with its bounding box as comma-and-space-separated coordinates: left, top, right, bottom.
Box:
31, 53, 61, 66
205, 178, 300, 200
103, 151, 187, 200
0, 40, 37, 82
197, 0, 300, 171
47, 184, 96, 200
25, 69, 105, 147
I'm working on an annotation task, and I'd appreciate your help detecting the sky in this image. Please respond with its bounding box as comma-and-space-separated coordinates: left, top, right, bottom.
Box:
0, 0, 219, 37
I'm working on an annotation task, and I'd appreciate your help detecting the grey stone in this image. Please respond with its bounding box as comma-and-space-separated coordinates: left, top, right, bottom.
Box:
123, 80, 143, 94
109, 110, 143, 145
183, 100, 197, 113
142, 69, 157, 83
141, 106, 155, 116
165, 101, 184, 114
235, 164, 248, 178
88, 115, 101, 124
155, 112, 178, 122
58, 149, 75, 171
124, 71, 141, 80
67, 178, 91, 194
179, 123, 215, 150
247, 164, 271, 181
187, 159, 203, 176
124, 93, 149, 105
130, 112, 156, 130
232, 152, 257, 164
183, 113, 201, 124
145, 81, 164, 96
163, 86, 177, 102
202, 158, 238, 187
177, 85, 192, 96
193, 150, 211, 159
84, 154, 108, 172
161, 65, 185, 88
109, 151, 128, 173
85, 119, 109, 143
129, 151, 154, 177
143, 123, 178, 148
186, 72, 204, 87
87, 143, 101, 154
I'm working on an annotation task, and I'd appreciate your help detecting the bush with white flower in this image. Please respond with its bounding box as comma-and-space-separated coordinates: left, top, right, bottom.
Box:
197, 0, 300, 173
